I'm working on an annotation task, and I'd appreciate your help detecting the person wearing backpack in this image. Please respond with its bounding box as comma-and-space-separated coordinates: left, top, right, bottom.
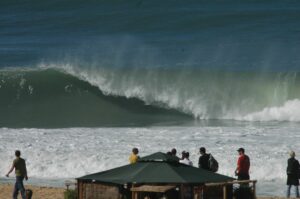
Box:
235, 148, 250, 180
286, 151, 300, 198
198, 147, 210, 170
198, 147, 219, 172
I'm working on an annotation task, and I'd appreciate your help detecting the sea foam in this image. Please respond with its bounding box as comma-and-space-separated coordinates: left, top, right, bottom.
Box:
0, 125, 298, 196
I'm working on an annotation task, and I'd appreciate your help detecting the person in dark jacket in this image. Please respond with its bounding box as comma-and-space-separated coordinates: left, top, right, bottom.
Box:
198, 147, 210, 170
286, 151, 300, 198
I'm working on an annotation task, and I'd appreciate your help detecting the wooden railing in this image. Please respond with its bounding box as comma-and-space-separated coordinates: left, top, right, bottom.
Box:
205, 180, 257, 199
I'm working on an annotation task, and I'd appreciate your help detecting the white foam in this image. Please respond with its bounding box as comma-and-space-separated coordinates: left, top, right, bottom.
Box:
0, 125, 299, 196
243, 99, 300, 122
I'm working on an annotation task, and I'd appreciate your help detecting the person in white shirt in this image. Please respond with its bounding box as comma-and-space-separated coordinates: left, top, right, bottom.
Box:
180, 152, 193, 166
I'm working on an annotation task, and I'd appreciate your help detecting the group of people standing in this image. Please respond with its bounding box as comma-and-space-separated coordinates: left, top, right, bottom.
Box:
129, 147, 300, 198
129, 147, 251, 181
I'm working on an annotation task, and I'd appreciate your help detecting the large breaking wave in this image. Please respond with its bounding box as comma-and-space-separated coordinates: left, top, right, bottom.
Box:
1, 65, 299, 127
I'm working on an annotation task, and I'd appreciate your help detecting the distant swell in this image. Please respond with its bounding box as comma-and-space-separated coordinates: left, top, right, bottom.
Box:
0, 66, 300, 127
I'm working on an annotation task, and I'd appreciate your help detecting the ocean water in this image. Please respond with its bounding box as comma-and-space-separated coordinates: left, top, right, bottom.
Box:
1, 0, 300, 196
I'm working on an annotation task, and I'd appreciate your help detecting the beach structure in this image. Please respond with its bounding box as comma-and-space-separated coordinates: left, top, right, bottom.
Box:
77, 152, 256, 199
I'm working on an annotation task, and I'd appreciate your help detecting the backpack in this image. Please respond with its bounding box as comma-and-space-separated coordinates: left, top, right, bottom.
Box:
296, 160, 300, 179
209, 154, 219, 172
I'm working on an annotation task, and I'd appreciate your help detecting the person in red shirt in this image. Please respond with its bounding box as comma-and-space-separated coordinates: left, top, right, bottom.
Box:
235, 148, 250, 180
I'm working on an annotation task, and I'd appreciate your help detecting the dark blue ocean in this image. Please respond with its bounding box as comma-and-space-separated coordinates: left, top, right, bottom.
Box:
1, 0, 300, 127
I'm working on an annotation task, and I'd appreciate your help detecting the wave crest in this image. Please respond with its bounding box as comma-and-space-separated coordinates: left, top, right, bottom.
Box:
56, 64, 300, 122
1, 65, 300, 127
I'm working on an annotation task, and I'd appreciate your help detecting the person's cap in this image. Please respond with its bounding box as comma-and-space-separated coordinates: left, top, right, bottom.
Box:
237, 148, 245, 152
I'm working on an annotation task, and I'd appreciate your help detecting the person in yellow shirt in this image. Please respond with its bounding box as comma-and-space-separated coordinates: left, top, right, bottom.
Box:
129, 148, 139, 164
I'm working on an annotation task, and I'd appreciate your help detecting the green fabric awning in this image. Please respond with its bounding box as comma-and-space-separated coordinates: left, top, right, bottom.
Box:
139, 152, 180, 162
78, 152, 234, 185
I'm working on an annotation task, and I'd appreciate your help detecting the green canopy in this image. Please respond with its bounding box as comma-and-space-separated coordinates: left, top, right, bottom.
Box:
78, 152, 234, 185
139, 152, 180, 162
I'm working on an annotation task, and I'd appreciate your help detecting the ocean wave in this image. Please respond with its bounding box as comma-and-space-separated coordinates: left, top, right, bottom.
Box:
57, 64, 300, 122
1, 66, 300, 127
0, 67, 190, 128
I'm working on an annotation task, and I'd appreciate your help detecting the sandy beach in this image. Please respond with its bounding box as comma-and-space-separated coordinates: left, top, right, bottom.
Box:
0, 184, 65, 199
0, 183, 294, 199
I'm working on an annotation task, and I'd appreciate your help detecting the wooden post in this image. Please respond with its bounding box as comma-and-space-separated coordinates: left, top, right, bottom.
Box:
198, 186, 204, 199
253, 181, 257, 199
77, 181, 80, 199
201, 185, 204, 199
131, 184, 138, 199
180, 184, 184, 199
78, 181, 83, 199
223, 185, 227, 199
133, 192, 138, 199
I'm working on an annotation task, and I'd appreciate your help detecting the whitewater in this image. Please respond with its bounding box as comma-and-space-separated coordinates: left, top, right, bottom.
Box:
0, 124, 299, 196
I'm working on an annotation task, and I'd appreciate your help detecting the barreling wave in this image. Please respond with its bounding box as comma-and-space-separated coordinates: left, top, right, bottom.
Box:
0, 68, 191, 128
1, 65, 299, 127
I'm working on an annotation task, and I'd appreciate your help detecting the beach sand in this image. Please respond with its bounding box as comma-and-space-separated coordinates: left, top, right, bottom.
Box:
0, 184, 65, 199
0, 184, 294, 199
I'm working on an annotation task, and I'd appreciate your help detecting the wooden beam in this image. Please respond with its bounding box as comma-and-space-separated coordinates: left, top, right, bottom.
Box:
205, 180, 257, 187
131, 185, 176, 193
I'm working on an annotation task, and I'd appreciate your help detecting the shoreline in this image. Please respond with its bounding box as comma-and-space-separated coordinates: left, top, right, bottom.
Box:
0, 183, 290, 199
